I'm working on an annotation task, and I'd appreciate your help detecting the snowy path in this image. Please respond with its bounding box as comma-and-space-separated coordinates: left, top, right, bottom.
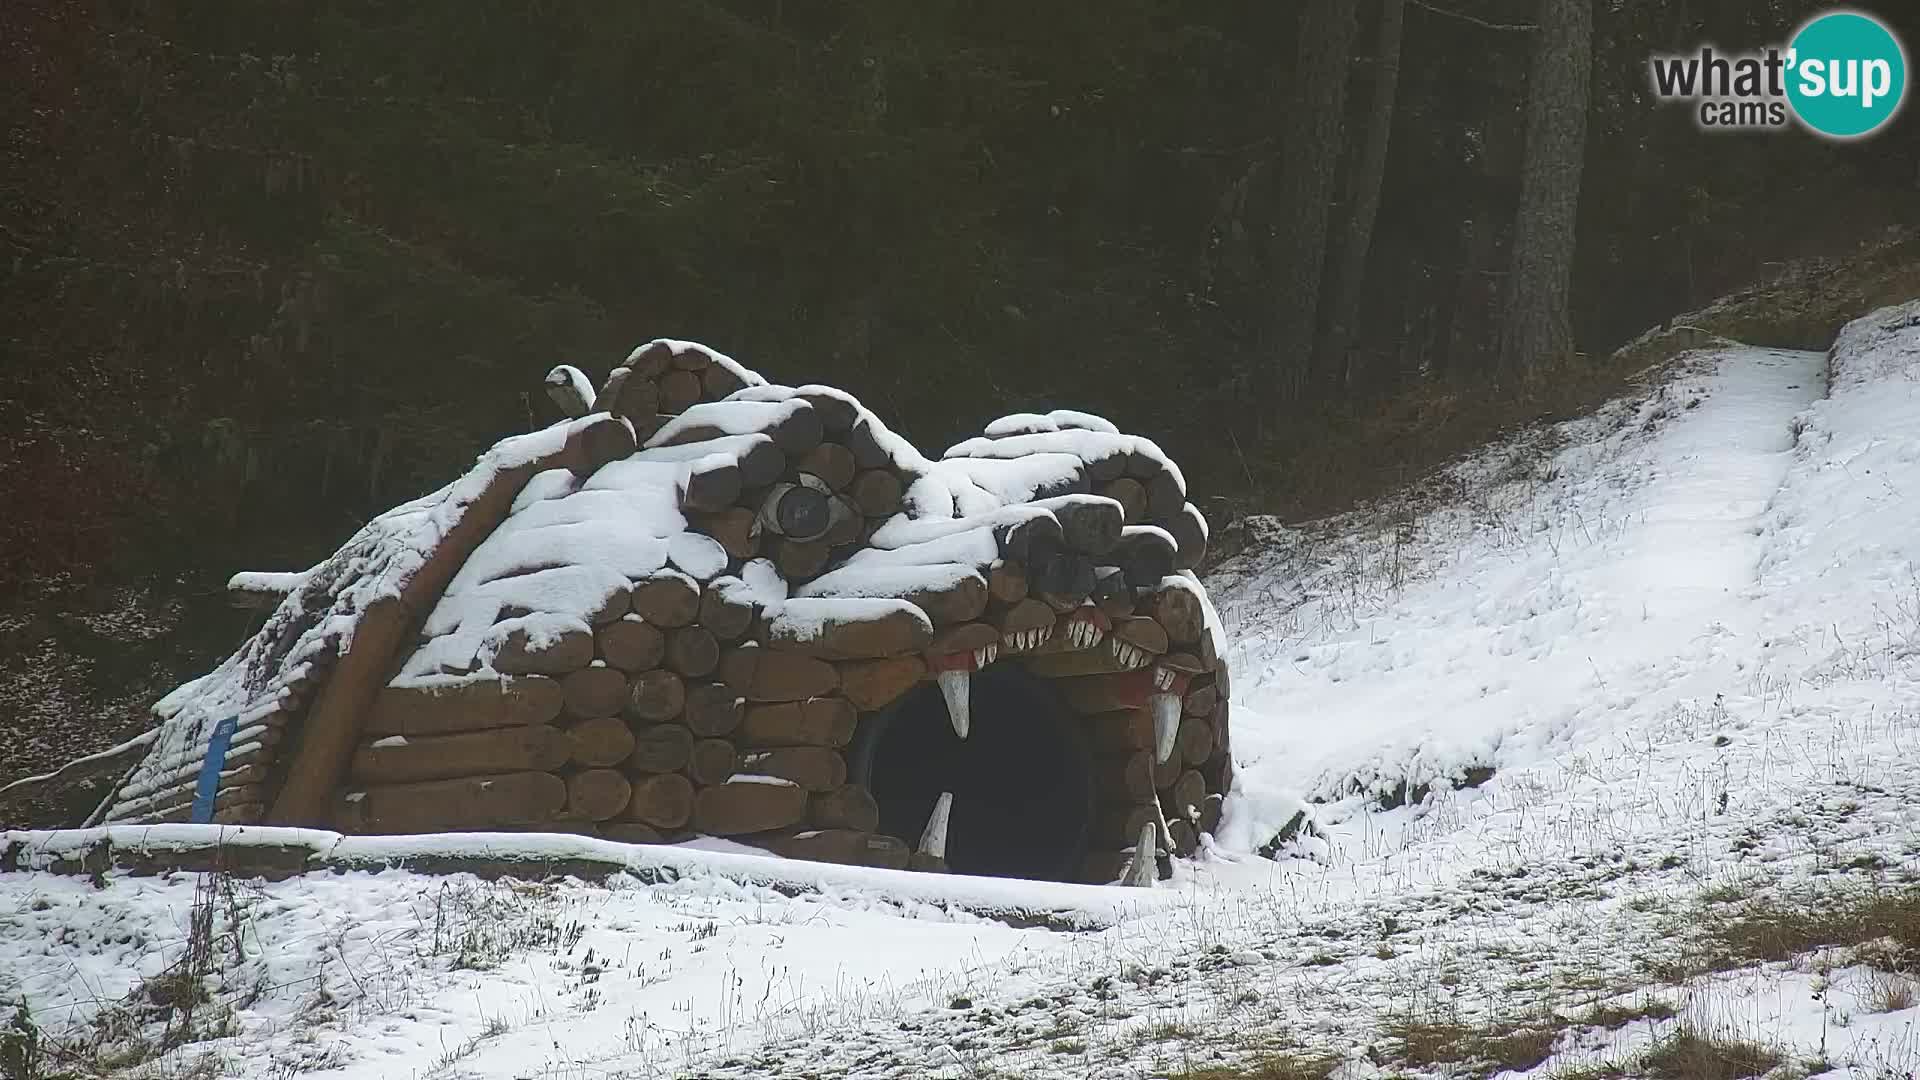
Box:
8, 308, 1920, 1080
1215, 347, 1828, 856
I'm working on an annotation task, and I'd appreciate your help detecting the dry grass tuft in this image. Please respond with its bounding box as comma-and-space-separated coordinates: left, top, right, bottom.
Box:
1165, 1052, 1342, 1080
1637, 1026, 1782, 1080
1384, 1014, 1559, 1076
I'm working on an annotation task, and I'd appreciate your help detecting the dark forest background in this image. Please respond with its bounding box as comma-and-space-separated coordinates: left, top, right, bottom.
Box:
0, 0, 1916, 805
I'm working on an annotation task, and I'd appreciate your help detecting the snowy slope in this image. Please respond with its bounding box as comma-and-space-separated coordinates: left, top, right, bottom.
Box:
6, 301, 1920, 1079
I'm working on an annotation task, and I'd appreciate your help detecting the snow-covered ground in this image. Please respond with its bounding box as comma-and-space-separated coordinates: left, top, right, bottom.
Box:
7, 300, 1920, 1079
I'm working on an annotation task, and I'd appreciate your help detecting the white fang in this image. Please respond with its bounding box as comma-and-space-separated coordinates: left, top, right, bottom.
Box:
1122, 821, 1157, 887
1151, 691, 1181, 764
918, 791, 953, 860
938, 669, 971, 739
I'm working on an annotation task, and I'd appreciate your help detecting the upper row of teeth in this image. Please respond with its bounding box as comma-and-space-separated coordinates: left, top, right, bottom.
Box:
1110, 639, 1151, 669
1063, 619, 1106, 650
1151, 666, 1177, 691
1002, 626, 1052, 652
971, 643, 999, 669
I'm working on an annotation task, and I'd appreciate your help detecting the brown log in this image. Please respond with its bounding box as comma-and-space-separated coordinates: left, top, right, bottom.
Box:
988, 561, 1029, 605
1031, 549, 1095, 610
682, 457, 743, 513
623, 772, 694, 829
698, 581, 758, 642
701, 360, 746, 400
334, 771, 568, 833
1211, 698, 1230, 757
1114, 526, 1178, 587
1163, 770, 1207, 821
797, 390, 858, 435
773, 539, 832, 581
808, 784, 879, 831
736, 747, 847, 792
798, 443, 857, 491
927, 621, 1000, 657
692, 779, 808, 835
996, 596, 1055, 635
1179, 717, 1215, 767
596, 618, 666, 672
1153, 751, 1182, 792
719, 646, 840, 702
1184, 682, 1217, 718
1081, 709, 1154, 753
1092, 751, 1156, 802
489, 622, 595, 676
598, 368, 660, 426
1158, 652, 1205, 676
737, 697, 858, 748
348, 725, 570, 785
569, 416, 641, 479
600, 821, 664, 845
682, 681, 744, 737
1166, 818, 1199, 857
1091, 566, 1134, 618
566, 715, 638, 767
631, 571, 701, 628
1041, 495, 1124, 556
837, 655, 926, 711
562, 665, 630, 719
669, 344, 713, 371
733, 438, 788, 488
1146, 469, 1183, 523
1198, 792, 1225, 836
1112, 615, 1170, 656
894, 570, 989, 627
1147, 581, 1206, 647
661, 400, 821, 456
846, 417, 893, 470
756, 828, 909, 869
627, 722, 694, 773
1022, 646, 1131, 679
686, 737, 738, 785
850, 469, 903, 517
625, 669, 688, 722
364, 675, 565, 737
666, 626, 721, 678
767, 603, 933, 660
566, 768, 633, 821
1171, 503, 1209, 569
627, 341, 675, 377
660, 369, 703, 413
1059, 668, 1158, 714
1099, 478, 1148, 524
694, 508, 759, 561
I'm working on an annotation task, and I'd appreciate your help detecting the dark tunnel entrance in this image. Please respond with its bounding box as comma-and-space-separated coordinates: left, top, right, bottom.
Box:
852, 663, 1095, 881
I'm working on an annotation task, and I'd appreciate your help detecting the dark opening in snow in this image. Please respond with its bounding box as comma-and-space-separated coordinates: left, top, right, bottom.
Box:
852, 663, 1095, 881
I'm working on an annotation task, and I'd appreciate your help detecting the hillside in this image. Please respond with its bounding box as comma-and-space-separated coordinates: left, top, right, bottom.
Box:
5, 300, 1919, 1079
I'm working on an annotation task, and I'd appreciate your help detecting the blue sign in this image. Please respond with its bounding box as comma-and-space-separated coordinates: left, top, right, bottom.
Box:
190, 716, 240, 824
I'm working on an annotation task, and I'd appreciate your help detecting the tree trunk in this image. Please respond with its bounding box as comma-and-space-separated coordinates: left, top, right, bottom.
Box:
1268, 0, 1359, 402
1496, 0, 1592, 375
1316, 0, 1405, 388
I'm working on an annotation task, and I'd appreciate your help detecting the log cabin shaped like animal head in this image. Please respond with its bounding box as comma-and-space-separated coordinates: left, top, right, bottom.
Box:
101, 340, 1233, 885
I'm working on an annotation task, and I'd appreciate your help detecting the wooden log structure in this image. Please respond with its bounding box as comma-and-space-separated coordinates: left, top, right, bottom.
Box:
118, 347, 1234, 891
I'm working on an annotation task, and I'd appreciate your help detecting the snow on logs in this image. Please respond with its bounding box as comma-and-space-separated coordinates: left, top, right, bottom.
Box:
273, 342, 1227, 883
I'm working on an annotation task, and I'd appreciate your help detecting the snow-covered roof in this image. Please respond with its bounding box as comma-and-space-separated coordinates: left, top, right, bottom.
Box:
101, 338, 1220, 837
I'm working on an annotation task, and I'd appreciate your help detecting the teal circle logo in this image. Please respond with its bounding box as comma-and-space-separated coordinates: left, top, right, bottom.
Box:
1786, 11, 1907, 138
